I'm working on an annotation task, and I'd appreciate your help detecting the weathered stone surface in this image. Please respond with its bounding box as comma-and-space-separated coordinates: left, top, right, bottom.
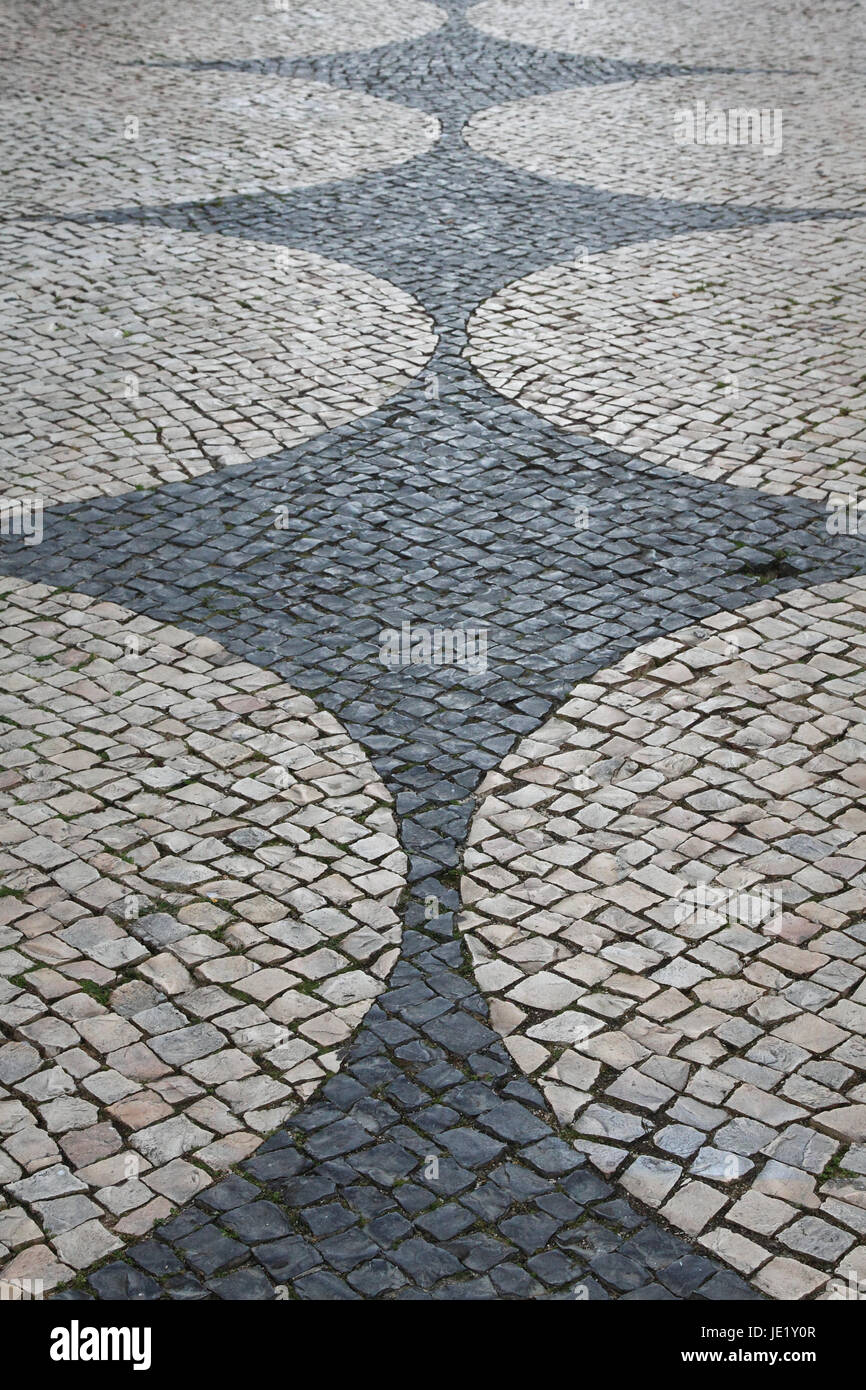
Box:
0, 584, 407, 1284
1, 0, 864, 1307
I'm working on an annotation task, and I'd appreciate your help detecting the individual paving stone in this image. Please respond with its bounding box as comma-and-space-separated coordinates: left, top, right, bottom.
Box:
208, 1267, 277, 1301
575, 1105, 649, 1145
302, 1204, 359, 1239
348, 1258, 408, 1296
253, 1234, 322, 1283
366, 1211, 413, 1247
620, 1158, 682, 1209
536, 1192, 582, 1223
606, 1069, 674, 1112
526, 1249, 578, 1286
728, 1191, 799, 1238
521, 1138, 584, 1176
148, 1025, 226, 1068
498, 1213, 560, 1254
422, 1012, 499, 1057
193, 1131, 260, 1172
659, 1182, 728, 1238
0, 1242, 74, 1293
714, 1119, 777, 1157
32, 1195, 102, 1237
52, 1220, 122, 1270
88, 1263, 161, 1301
318, 1228, 380, 1272
177, 1224, 249, 1277
8, 1165, 87, 1203
506, 972, 583, 1012
779, 1217, 856, 1264
690, 1148, 753, 1184
390, 1238, 463, 1288
305, 1120, 376, 1162
76, 1017, 141, 1055
814, 1105, 866, 1144
590, 1251, 651, 1293
39, 1097, 99, 1134
0, 1207, 41, 1248
559, 1171, 613, 1207
108, 1093, 173, 1133
0, 1043, 41, 1085
773, 1015, 850, 1056
657, 1254, 718, 1298
416, 1204, 475, 1241
293, 1270, 361, 1300
754, 1257, 829, 1300
143, 1159, 212, 1205
699, 1270, 765, 1301
754, 1161, 820, 1209
593, 1199, 642, 1231
131, 1116, 211, 1165
762, 1125, 839, 1174
478, 1101, 550, 1143
441, 1127, 506, 1167
115, 1195, 172, 1242
699, 1226, 770, 1277
453, 1182, 507, 1225
448, 1232, 511, 1272
352, 1143, 423, 1185
0, 1098, 40, 1136
656, 1125, 705, 1159
243, 1147, 308, 1184
129, 1241, 185, 1278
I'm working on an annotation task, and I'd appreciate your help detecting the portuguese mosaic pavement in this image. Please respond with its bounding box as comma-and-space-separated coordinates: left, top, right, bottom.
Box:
0, 0, 865, 1302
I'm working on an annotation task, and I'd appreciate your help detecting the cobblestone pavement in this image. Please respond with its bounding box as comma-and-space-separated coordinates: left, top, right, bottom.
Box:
2, 224, 437, 498
0, 578, 405, 1288
466, 220, 866, 499
466, 0, 864, 72
2, 68, 441, 214
462, 577, 866, 1299
1, 0, 865, 1301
